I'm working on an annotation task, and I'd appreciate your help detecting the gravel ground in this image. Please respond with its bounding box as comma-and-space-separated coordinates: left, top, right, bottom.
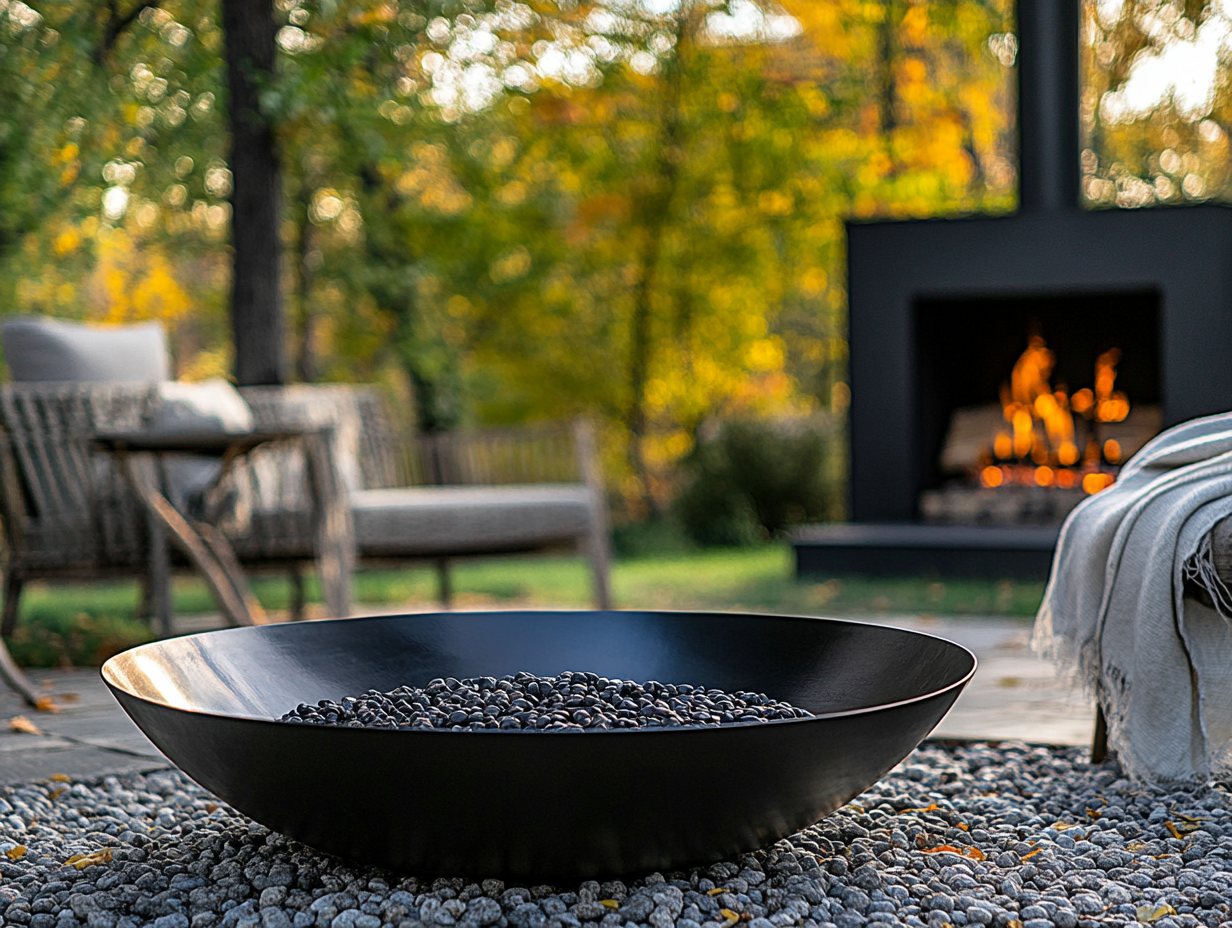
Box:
0, 742, 1228, 928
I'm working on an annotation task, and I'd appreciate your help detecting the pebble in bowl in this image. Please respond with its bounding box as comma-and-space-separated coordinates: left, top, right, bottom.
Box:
101, 610, 976, 879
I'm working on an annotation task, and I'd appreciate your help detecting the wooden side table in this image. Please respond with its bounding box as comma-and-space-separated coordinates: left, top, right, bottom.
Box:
93, 428, 353, 631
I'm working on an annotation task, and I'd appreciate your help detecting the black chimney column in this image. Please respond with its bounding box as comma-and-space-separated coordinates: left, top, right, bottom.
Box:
1016, 0, 1081, 213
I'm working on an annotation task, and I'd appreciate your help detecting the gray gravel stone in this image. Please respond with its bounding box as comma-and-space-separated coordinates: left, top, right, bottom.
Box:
0, 744, 1223, 928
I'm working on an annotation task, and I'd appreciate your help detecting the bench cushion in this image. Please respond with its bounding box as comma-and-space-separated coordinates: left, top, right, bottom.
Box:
352, 485, 594, 556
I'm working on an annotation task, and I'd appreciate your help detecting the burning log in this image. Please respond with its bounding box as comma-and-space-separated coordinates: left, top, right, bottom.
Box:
928, 337, 1161, 526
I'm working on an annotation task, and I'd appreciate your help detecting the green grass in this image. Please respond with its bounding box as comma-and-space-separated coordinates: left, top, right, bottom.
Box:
7, 542, 1044, 667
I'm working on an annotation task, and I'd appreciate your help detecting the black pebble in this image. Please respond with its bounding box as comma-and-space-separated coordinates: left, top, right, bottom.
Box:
280, 672, 812, 733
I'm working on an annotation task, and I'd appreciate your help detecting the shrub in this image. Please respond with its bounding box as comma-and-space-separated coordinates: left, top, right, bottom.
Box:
8, 610, 153, 668
610, 517, 694, 557
675, 417, 832, 546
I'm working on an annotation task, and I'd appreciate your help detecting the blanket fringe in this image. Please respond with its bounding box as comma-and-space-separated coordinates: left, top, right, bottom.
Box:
1183, 532, 1232, 619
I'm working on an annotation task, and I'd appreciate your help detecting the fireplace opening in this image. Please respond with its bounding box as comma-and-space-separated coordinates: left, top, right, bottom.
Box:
914, 291, 1162, 525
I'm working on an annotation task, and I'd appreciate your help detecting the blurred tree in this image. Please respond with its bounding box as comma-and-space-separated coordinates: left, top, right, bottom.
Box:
1080, 0, 1231, 207
0, 0, 1018, 516
0, 0, 230, 374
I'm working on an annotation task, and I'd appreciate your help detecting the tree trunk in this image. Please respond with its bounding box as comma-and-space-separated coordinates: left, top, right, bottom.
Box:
295, 182, 316, 383
223, 0, 285, 386
626, 10, 695, 515
879, 0, 898, 168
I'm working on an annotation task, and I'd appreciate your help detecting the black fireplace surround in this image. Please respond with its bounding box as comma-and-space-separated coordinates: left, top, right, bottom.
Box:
849, 208, 1232, 525
795, 0, 1232, 579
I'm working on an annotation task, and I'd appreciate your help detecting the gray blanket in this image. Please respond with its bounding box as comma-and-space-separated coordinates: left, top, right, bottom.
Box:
1034, 413, 1232, 781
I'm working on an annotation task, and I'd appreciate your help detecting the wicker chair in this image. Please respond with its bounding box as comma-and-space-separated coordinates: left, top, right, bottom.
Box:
0, 381, 610, 703
237, 385, 613, 609
0, 382, 347, 702
0, 382, 159, 618
0, 383, 162, 702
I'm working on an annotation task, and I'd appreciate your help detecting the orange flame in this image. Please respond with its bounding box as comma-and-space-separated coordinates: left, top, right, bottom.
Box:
983, 337, 1130, 487
1083, 472, 1114, 495
1094, 349, 1129, 423
994, 432, 1013, 459
999, 337, 1077, 470
1009, 337, 1054, 408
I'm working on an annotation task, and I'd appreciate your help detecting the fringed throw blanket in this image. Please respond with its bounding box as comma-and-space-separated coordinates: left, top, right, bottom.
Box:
1034, 412, 1232, 782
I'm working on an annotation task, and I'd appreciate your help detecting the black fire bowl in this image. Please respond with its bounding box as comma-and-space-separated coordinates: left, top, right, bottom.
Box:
101, 610, 976, 881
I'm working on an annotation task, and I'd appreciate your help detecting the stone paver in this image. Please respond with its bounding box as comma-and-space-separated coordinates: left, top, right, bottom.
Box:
871, 614, 1096, 747
0, 667, 167, 785
0, 612, 1094, 785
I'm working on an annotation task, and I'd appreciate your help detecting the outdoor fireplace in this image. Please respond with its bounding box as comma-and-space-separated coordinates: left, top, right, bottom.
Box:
915, 290, 1161, 526
795, 0, 1232, 578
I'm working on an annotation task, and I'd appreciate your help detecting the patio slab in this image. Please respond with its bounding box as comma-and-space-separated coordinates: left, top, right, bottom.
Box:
0, 612, 1093, 786
873, 614, 1096, 748
0, 667, 167, 786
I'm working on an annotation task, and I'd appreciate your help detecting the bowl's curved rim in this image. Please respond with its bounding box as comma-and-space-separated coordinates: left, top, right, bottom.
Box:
100, 609, 978, 728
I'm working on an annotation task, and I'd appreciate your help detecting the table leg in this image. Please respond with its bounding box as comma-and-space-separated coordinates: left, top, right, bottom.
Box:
148, 514, 173, 637
195, 522, 268, 625
142, 489, 260, 627
122, 455, 264, 629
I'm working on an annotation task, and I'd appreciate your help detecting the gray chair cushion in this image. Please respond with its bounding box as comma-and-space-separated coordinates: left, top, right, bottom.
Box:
352, 485, 594, 556
2, 317, 169, 382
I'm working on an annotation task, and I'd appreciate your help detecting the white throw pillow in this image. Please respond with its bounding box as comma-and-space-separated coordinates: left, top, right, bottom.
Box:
152, 379, 254, 434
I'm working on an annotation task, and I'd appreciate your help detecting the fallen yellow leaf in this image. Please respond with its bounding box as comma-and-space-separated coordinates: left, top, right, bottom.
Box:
64, 848, 112, 870
719, 909, 740, 927
1136, 904, 1175, 923
33, 697, 60, 714
920, 844, 986, 861
49, 774, 70, 783
599, 901, 619, 910
1021, 848, 1041, 860
7, 716, 43, 735
5, 846, 25, 860
47, 788, 66, 800
708, 889, 731, 897
1007, 920, 1024, 928
900, 803, 939, 814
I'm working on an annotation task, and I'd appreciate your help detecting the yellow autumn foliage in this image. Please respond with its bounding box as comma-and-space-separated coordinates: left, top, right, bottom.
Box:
92, 230, 191, 326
